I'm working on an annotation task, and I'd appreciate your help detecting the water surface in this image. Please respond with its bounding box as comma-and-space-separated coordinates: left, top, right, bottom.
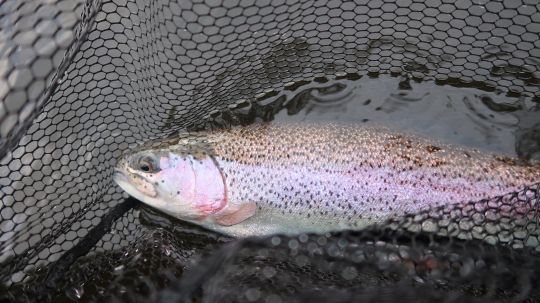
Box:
209, 74, 540, 160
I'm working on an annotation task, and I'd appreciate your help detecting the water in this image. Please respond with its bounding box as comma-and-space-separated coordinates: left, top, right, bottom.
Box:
206, 74, 540, 160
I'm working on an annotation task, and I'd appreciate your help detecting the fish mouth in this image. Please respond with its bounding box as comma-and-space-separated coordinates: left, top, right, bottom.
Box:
113, 166, 158, 199
112, 168, 133, 193
112, 167, 127, 183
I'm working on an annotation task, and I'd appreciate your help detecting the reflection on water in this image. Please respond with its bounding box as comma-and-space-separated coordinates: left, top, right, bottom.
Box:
205, 74, 539, 160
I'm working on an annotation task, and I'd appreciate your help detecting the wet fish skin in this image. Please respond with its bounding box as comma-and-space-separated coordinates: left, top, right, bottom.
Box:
113, 122, 540, 237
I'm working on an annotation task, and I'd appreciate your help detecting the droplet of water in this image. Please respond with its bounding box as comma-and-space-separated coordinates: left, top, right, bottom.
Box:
262, 266, 276, 278
245, 288, 261, 302
114, 265, 124, 272
341, 266, 358, 280
66, 284, 84, 300
288, 239, 299, 250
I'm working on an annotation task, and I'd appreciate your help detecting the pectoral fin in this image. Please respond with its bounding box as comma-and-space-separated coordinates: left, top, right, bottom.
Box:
214, 202, 257, 226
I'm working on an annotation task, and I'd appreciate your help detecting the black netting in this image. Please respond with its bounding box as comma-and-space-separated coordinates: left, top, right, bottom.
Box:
1, 0, 540, 301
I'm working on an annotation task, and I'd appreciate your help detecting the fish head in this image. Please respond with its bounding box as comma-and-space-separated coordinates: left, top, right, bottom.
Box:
113, 148, 227, 222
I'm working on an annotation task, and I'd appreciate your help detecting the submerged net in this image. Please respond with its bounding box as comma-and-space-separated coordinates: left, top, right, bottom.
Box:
1, 0, 539, 301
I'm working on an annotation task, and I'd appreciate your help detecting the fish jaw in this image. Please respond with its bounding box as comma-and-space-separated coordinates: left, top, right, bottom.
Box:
113, 167, 159, 204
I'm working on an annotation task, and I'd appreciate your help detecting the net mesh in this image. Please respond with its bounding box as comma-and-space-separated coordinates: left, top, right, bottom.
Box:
0, 0, 539, 301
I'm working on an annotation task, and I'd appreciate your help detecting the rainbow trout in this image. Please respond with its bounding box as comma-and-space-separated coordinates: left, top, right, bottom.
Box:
113, 122, 539, 237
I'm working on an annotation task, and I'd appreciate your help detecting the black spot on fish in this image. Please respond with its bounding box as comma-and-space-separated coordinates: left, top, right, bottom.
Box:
426, 145, 441, 153
494, 155, 519, 165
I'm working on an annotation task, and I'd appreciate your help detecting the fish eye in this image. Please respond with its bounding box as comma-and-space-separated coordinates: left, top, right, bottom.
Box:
137, 155, 159, 173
